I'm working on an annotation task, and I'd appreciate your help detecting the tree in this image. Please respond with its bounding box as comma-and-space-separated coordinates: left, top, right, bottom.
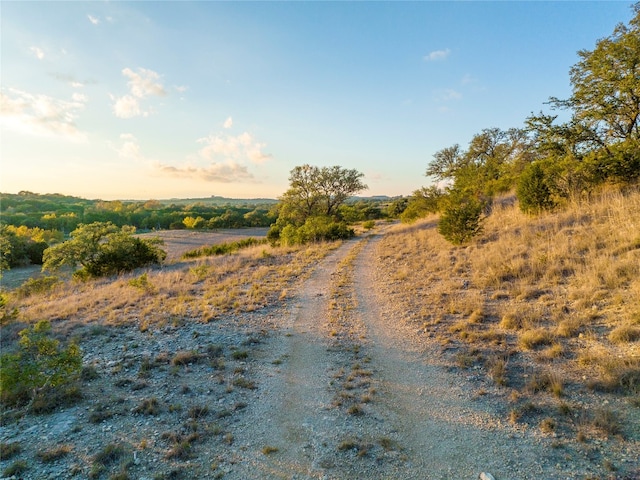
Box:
42, 222, 166, 279
556, 4, 640, 144
270, 165, 367, 244
277, 165, 367, 226
400, 186, 444, 223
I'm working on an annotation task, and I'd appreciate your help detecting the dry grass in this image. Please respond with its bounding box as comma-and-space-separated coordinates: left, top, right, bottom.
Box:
375, 186, 640, 437
6, 241, 339, 328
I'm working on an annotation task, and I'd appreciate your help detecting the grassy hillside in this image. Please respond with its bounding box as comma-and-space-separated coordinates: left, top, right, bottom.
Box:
376, 186, 640, 442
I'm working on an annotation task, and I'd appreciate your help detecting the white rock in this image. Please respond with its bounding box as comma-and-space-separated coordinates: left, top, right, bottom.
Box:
479, 473, 496, 480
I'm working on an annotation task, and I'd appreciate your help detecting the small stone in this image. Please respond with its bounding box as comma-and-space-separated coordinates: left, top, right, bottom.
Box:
479, 473, 496, 480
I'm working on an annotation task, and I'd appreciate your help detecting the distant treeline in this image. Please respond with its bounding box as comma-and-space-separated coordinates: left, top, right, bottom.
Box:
0, 192, 279, 231
0, 191, 400, 233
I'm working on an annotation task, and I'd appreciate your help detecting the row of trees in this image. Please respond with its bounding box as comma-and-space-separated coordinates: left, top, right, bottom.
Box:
0, 192, 278, 232
404, 3, 640, 243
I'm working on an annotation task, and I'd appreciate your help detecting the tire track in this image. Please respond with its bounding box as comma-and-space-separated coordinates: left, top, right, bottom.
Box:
229, 239, 362, 479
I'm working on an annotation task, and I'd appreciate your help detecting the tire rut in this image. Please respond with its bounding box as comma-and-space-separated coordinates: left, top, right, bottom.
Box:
352, 230, 578, 479
230, 239, 362, 479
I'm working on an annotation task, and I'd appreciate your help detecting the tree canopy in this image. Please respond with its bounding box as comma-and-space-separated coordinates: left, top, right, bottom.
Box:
412, 4, 640, 242
269, 165, 367, 245
276, 165, 367, 226
43, 222, 166, 279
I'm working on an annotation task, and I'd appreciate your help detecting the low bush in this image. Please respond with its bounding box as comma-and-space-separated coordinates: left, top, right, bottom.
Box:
0, 320, 82, 409
437, 197, 483, 245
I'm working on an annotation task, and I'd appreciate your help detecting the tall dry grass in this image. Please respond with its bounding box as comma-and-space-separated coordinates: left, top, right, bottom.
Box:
7, 241, 339, 329
375, 186, 640, 435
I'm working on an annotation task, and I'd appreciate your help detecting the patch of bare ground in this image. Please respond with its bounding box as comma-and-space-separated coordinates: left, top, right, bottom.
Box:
136, 228, 269, 262
0, 239, 339, 479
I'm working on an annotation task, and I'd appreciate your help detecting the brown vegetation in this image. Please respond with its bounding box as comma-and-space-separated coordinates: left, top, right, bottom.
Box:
376, 186, 640, 440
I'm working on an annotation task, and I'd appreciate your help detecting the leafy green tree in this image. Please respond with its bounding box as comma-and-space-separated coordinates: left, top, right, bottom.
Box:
536, 4, 640, 186
269, 165, 367, 244
554, 4, 640, 144
401, 186, 444, 223
182, 216, 206, 229
276, 165, 367, 226
42, 222, 166, 279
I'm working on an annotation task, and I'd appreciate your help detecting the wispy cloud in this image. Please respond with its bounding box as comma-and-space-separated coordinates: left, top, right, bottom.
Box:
154, 128, 271, 184
87, 14, 100, 25
111, 94, 143, 119
112, 67, 166, 118
223, 116, 233, 129
197, 131, 272, 164
122, 67, 166, 98
156, 162, 254, 183
423, 48, 451, 62
0, 87, 87, 141
29, 46, 45, 60
114, 133, 142, 160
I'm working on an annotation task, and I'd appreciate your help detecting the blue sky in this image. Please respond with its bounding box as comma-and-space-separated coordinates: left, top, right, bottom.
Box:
0, 1, 634, 200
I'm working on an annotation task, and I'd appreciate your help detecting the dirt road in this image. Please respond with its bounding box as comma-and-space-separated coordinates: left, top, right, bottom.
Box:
228, 229, 581, 479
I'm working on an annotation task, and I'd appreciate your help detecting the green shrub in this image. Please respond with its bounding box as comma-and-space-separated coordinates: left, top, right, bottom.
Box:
437, 198, 483, 245
128, 273, 154, 292
279, 216, 354, 246
517, 162, 556, 214
3, 460, 28, 477
0, 320, 82, 408
182, 237, 266, 259
42, 222, 166, 279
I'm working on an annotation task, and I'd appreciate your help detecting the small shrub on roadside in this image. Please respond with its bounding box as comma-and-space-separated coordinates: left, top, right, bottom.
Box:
519, 328, 555, 350
608, 325, 640, 344
36, 444, 72, 462
171, 351, 200, 366
134, 397, 160, 416
3, 460, 28, 477
0, 441, 21, 460
0, 320, 82, 408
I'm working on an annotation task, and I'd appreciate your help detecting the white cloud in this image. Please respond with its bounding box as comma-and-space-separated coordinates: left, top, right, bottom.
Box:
0, 88, 87, 141
71, 81, 84, 88
175, 85, 188, 93
30, 46, 45, 60
156, 162, 253, 183
197, 131, 271, 164
423, 48, 451, 61
72, 92, 88, 103
154, 129, 271, 184
112, 68, 166, 118
122, 67, 166, 98
115, 133, 142, 159
223, 116, 233, 129
88, 14, 100, 25
111, 94, 142, 119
